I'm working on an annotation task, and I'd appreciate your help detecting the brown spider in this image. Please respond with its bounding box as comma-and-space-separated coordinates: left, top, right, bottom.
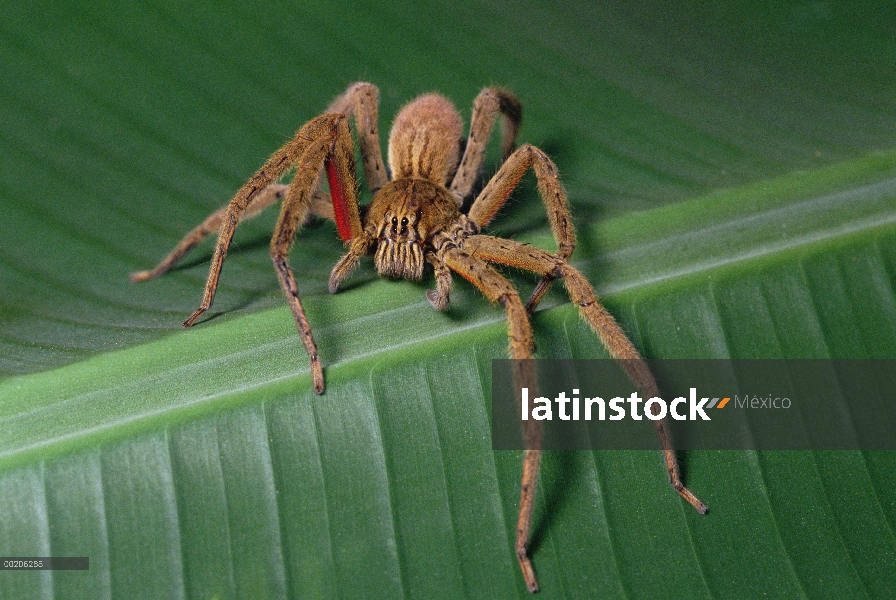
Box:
131, 82, 706, 593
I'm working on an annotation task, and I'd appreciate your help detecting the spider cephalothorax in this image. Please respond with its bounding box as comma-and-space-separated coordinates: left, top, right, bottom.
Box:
367, 178, 458, 280
131, 82, 706, 593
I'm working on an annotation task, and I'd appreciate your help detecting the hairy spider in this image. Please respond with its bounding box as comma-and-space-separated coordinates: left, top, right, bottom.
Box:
131, 82, 707, 593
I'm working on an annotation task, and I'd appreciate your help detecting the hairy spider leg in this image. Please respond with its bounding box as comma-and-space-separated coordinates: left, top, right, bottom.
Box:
464, 234, 708, 509
461, 148, 707, 590
129, 185, 343, 283
327, 82, 389, 194
466, 144, 576, 313
131, 83, 384, 282
450, 88, 523, 203
268, 115, 361, 393
437, 245, 542, 591
424, 254, 453, 310
130, 184, 281, 282
397, 87, 522, 313
173, 114, 360, 395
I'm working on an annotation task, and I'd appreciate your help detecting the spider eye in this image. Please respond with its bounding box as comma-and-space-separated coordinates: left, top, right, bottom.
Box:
391, 216, 397, 226
400, 217, 408, 227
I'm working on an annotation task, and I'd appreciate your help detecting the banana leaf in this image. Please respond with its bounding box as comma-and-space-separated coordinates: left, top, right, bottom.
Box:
0, 1, 894, 598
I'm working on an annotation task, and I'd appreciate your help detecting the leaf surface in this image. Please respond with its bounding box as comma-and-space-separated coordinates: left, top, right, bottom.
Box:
1, 2, 895, 598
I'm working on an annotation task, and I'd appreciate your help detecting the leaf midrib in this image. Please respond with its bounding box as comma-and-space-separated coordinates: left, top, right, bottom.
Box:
0, 151, 894, 473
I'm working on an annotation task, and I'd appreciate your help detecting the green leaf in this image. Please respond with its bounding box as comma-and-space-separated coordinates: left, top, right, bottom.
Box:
1, 1, 895, 598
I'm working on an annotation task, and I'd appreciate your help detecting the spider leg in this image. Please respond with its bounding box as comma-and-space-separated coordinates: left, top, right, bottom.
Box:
163, 114, 360, 395
425, 254, 453, 310
306, 188, 338, 221
463, 234, 708, 514
130, 184, 339, 283
130, 184, 290, 282
322, 82, 392, 294
327, 82, 388, 193
268, 114, 362, 394
180, 114, 360, 327
450, 88, 522, 202
467, 145, 575, 313
327, 233, 376, 294
439, 245, 541, 592
130, 185, 342, 283
142, 82, 382, 287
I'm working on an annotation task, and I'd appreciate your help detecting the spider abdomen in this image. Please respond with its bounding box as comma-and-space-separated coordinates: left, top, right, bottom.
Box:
387, 94, 463, 185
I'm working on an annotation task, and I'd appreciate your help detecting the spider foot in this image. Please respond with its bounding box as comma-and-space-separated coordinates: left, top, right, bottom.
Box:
426, 289, 449, 311
525, 275, 556, 314
130, 267, 167, 282
183, 307, 207, 328
517, 546, 539, 593
675, 482, 708, 515
310, 358, 325, 394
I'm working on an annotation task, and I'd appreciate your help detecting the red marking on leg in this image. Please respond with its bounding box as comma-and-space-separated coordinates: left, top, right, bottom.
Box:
326, 158, 354, 242
454, 269, 479, 287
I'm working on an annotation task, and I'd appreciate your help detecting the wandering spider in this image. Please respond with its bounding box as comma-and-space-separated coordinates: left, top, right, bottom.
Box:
131, 82, 707, 593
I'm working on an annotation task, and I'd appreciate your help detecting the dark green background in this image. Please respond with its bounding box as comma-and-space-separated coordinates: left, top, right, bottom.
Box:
1, 1, 895, 598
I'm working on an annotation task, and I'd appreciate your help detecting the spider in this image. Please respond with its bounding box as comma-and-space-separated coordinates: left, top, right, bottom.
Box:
131, 82, 707, 593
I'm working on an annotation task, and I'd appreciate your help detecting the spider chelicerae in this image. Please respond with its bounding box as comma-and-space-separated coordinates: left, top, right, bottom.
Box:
131, 82, 706, 593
